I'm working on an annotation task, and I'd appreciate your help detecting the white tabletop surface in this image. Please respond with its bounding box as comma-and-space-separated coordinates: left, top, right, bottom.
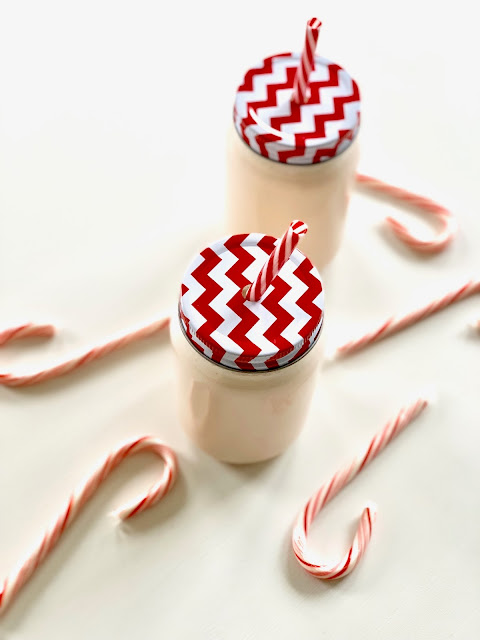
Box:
1, 2, 479, 638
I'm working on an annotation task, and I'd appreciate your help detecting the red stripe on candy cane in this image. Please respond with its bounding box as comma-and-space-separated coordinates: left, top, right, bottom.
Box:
356, 173, 457, 253
292, 397, 428, 579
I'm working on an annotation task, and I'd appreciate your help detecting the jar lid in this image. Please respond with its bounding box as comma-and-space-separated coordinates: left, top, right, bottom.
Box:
233, 53, 360, 165
179, 233, 324, 371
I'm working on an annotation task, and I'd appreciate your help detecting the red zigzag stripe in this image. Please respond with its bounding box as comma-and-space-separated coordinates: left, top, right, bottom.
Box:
262, 276, 295, 369
270, 64, 359, 143
191, 248, 226, 360
269, 64, 342, 131
238, 70, 298, 153
293, 259, 323, 338
224, 235, 273, 370
237, 53, 291, 93
237, 57, 360, 161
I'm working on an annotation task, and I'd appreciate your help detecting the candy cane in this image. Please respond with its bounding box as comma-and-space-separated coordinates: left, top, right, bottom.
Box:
0, 323, 55, 347
243, 220, 308, 302
356, 173, 457, 253
292, 397, 427, 579
334, 278, 480, 358
0, 315, 170, 387
0, 435, 177, 614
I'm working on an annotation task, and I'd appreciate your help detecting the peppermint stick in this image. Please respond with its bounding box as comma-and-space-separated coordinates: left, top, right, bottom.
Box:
334, 279, 480, 358
293, 397, 428, 579
0, 436, 177, 614
0, 315, 170, 387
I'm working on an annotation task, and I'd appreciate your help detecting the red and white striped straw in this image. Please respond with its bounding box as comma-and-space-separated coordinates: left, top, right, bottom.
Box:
356, 173, 458, 253
335, 279, 480, 358
0, 436, 177, 614
243, 220, 308, 302
292, 17, 322, 104
0, 315, 170, 387
292, 397, 428, 579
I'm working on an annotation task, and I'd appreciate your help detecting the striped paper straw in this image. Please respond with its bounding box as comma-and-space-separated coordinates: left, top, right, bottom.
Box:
292, 17, 322, 104
243, 220, 308, 302
356, 173, 458, 253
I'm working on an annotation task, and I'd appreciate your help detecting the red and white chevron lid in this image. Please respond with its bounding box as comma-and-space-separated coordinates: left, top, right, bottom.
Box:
234, 53, 360, 165
179, 233, 324, 371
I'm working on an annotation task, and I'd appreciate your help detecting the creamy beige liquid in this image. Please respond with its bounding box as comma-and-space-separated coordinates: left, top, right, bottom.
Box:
226, 125, 360, 271
170, 313, 323, 464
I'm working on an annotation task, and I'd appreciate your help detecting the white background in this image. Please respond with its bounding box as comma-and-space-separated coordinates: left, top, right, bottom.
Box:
1, 1, 479, 638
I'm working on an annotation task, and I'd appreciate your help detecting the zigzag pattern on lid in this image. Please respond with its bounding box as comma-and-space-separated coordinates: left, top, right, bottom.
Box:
179, 234, 324, 371
234, 53, 360, 165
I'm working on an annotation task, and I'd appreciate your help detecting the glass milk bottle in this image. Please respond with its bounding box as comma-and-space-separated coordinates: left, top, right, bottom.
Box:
170, 226, 325, 464
226, 18, 361, 271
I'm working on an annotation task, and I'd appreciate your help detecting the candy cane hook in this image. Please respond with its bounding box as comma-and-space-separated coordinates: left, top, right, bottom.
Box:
356, 173, 457, 253
0, 436, 177, 614
0, 315, 170, 387
0, 323, 56, 347
292, 397, 428, 579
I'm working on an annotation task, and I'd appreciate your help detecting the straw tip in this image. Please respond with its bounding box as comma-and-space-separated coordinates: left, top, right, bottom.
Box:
308, 17, 322, 29
291, 220, 308, 236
